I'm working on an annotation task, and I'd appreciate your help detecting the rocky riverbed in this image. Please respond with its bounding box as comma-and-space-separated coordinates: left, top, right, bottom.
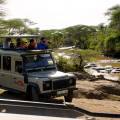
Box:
73, 72, 120, 116
71, 71, 120, 120
73, 71, 120, 101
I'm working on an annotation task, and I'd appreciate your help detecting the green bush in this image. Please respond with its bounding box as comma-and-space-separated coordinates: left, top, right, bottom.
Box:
56, 56, 84, 72
104, 34, 120, 57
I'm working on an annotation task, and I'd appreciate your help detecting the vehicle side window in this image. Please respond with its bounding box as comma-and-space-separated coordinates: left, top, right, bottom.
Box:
3, 56, 11, 71
15, 61, 22, 73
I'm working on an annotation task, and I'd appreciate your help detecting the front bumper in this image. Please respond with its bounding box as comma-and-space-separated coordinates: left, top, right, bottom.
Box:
41, 87, 77, 97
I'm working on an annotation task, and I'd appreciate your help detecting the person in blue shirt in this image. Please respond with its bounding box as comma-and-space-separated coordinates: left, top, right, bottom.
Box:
37, 37, 48, 49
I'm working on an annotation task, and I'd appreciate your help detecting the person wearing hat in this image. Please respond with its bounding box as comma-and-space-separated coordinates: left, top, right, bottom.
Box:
16, 38, 28, 49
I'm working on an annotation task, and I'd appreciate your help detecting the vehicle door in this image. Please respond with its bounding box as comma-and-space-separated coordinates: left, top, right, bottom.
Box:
10, 57, 26, 92
0, 55, 12, 88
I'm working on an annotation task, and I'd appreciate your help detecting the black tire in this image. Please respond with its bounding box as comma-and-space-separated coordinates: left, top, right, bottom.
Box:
26, 86, 40, 101
65, 90, 73, 102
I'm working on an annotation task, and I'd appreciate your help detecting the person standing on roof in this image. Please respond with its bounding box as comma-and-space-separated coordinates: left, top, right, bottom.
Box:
3, 37, 11, 48
28, 39, 37, 49
16, 38, 28, 49
37, 37, 48, 49
10, 42, 15, 48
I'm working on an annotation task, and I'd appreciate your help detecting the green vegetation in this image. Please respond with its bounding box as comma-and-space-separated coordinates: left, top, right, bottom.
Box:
54, 49, 102, 72
56, 56, 84, 72
0, 18, 40, 35
41, 5, 120, 58
0, 0, 5, 17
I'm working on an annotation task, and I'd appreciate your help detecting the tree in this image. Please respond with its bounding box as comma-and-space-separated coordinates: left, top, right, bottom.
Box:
25, 27, 40, 35
23, 19, 37, 26
106, 5, 120, 32
3, 19, 26, 34
104, 34, 120, 57
0, 0, 6, 17
51, 31, 64, 48
0, 19, 7, 34
0, 18, 40, 35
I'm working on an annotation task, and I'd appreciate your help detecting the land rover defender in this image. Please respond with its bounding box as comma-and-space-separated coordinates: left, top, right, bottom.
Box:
0, 35, 76, 102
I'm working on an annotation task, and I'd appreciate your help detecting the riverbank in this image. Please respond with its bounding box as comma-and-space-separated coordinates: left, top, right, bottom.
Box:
72, 71, 120, 118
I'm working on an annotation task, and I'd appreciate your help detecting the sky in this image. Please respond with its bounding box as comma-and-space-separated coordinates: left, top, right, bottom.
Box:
4, 0, 120, 30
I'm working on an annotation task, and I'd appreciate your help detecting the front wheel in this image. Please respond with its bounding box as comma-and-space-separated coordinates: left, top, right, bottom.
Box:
26, 86, 40, 101
64, 90, 73, 102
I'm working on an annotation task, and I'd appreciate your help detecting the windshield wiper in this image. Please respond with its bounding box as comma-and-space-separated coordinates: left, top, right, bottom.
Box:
26, 65, 56, 72
43, 66, 56, 71
26, 68, 42, 72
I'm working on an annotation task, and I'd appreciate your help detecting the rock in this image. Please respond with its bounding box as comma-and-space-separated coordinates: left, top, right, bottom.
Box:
71, 72, 97, 80
97, 83, 120, 96
74, 78, 120, 101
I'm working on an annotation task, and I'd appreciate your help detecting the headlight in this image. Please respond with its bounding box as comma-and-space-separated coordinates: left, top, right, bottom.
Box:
69, 79, 73, 84
69, 78, 76, 86
43, 81, 52, 91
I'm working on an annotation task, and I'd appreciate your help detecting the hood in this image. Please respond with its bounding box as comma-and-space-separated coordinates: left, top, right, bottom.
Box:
28, 71, 70, 79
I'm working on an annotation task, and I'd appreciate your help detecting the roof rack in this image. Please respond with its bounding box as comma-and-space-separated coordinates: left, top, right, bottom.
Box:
0, 35, 41, 38
0, 48, 52, 52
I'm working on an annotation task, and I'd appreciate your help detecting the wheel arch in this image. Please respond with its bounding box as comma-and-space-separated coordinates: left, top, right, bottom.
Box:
26, 82, 41, 95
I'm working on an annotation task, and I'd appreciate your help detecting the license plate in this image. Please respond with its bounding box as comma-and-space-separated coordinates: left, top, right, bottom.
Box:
57, 90, 68, 95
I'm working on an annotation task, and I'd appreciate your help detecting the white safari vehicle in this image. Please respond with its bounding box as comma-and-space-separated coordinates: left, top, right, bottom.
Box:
0, 35, 76, 102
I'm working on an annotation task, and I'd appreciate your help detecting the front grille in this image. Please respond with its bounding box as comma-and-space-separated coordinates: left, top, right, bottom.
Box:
53, 79, 70, 90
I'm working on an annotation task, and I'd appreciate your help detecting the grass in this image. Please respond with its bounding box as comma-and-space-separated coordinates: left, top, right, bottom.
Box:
54, 48, 101, 61
100, 63, 120, 67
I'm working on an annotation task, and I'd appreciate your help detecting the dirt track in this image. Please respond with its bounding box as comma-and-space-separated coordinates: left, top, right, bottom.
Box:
0, 89, 120, 120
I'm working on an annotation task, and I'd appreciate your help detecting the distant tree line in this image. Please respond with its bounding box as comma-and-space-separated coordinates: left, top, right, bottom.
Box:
41, 5, 120, 57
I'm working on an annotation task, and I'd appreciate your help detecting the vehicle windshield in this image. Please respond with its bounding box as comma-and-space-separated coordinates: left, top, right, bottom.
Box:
24, 53, 55, 71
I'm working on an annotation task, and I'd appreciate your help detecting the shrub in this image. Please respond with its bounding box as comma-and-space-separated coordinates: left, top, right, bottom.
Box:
56, 56, 84, 72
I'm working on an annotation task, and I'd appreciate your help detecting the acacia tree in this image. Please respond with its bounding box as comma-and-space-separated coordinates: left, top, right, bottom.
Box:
3, 19, 26, 34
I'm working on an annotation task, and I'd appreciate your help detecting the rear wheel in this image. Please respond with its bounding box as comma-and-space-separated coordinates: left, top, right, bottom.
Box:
64, 90, 73, 102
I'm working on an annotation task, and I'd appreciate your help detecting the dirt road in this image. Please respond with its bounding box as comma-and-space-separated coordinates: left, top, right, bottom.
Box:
0, 89, 120, 120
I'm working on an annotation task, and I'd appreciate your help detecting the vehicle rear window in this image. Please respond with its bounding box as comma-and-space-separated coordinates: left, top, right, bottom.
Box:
3, 56, 11, 71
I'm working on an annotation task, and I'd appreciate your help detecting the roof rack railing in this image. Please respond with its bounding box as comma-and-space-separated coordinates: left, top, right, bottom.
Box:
0, 48, 52, 52
0, 35, 41, 38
